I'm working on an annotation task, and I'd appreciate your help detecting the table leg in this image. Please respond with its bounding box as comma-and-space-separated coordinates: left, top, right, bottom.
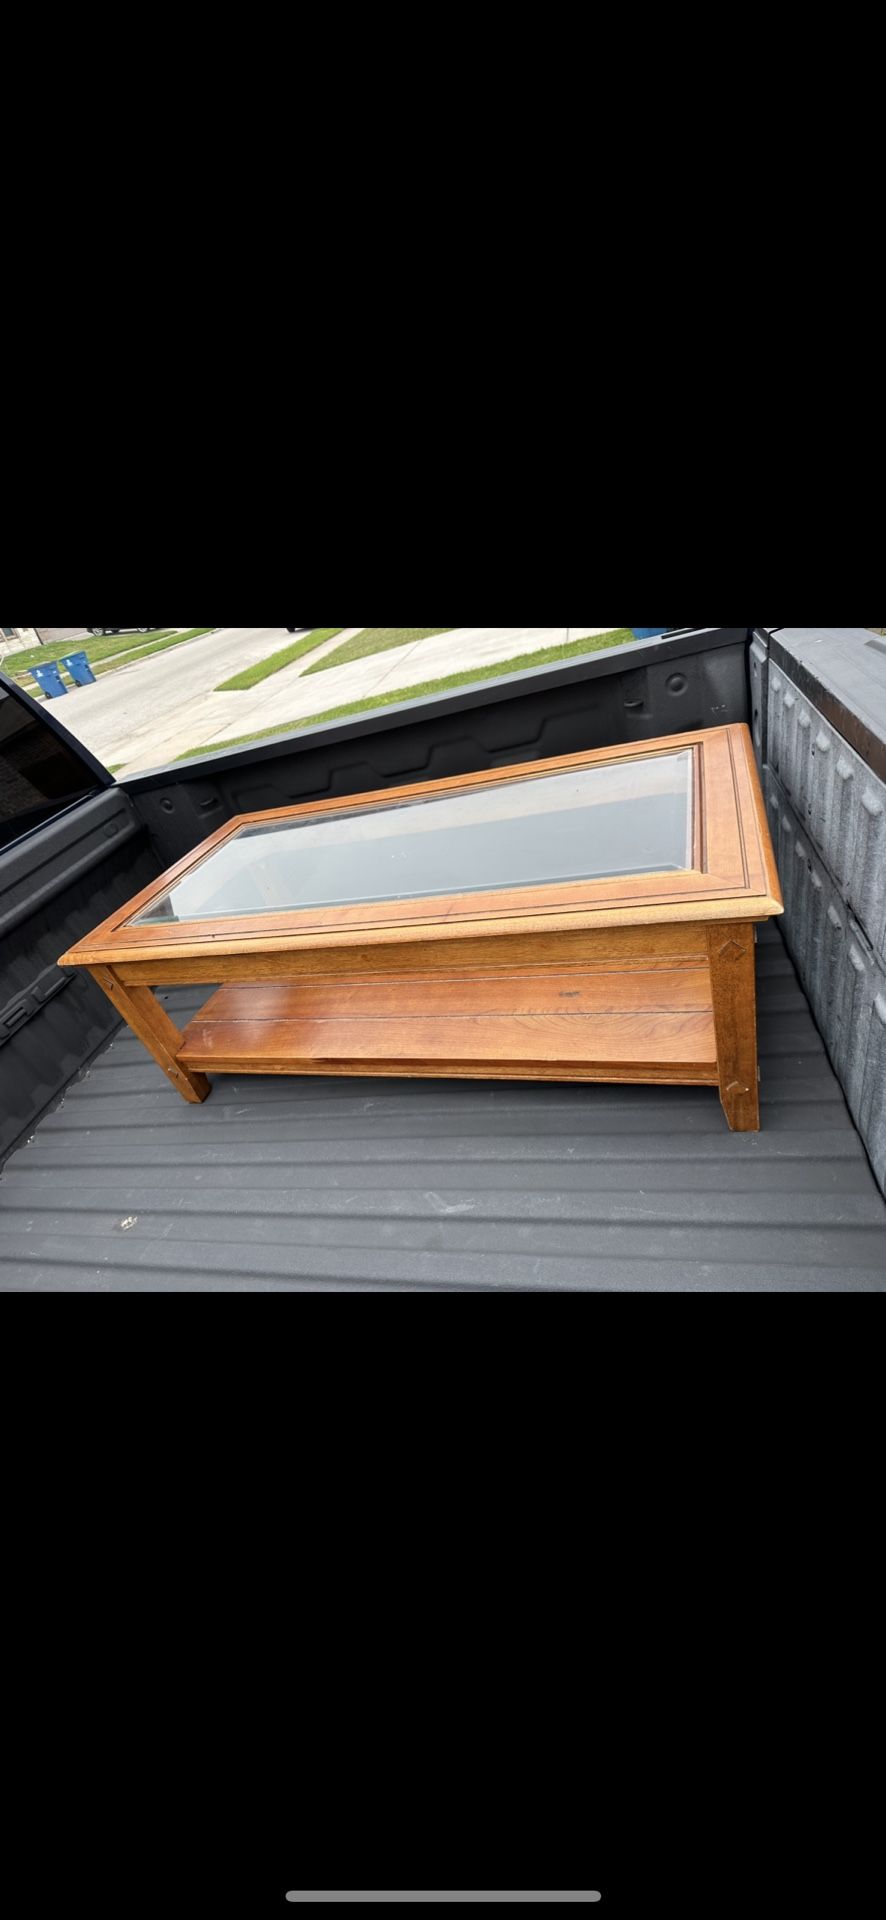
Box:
89, 966, 211, 1105
706, 925, 761, 1132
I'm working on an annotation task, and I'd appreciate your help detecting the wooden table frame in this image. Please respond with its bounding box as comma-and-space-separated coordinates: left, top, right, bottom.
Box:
60, 726, 783, 1132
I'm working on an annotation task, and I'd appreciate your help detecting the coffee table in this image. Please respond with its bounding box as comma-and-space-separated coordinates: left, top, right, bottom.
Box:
59, 725, 782, 1131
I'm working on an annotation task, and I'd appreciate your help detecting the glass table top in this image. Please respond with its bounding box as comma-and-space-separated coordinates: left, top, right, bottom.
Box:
130, 750, 695, 925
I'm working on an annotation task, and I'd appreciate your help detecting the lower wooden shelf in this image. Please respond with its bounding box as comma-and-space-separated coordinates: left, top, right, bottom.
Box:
177, 969, 720, 1085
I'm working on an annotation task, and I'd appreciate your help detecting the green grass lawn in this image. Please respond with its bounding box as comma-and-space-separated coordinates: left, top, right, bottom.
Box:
176, 629, 634, 759
302, 627, 455, 675
216, 629, 344, 692
90, 627, 217, 677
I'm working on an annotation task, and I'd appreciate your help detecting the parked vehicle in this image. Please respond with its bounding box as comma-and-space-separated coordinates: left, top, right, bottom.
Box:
87, 628, 161, 637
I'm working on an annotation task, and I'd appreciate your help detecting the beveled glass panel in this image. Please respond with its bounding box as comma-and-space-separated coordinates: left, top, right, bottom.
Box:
130, 750, 694, 925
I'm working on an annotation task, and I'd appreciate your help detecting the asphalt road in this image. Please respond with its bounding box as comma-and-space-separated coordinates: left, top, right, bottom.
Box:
47, 627, 323, 771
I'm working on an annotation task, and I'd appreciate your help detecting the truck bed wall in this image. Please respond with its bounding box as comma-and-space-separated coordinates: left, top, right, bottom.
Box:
0, 790, 161, 1164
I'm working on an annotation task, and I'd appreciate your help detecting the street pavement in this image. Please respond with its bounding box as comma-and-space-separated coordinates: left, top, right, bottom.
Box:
42, 627, 340, 772
50, 627, 624, 775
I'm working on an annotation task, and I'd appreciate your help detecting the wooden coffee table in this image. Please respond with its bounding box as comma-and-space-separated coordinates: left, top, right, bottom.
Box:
59, 725, 782, 1131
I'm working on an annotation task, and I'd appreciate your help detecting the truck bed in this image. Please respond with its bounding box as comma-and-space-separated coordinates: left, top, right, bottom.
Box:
2, 925, 884, 1291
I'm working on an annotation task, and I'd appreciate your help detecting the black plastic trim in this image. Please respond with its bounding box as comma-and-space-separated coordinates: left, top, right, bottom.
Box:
0, 964, 71, 1048
0, 789, 143, 941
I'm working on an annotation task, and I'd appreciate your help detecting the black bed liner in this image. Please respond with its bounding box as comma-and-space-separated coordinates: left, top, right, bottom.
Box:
2, 924, 884, 1292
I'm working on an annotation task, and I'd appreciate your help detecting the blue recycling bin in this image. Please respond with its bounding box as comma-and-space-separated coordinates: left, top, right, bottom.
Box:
60, 650, 96, 686
631, 627, 670, 640
30, 662, 68, 698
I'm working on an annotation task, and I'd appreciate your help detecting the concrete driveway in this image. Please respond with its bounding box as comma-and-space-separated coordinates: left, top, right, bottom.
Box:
52, 626, 624, 775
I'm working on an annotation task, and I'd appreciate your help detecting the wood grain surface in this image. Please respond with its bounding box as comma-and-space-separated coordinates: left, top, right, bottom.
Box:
59, 727, 780, 1128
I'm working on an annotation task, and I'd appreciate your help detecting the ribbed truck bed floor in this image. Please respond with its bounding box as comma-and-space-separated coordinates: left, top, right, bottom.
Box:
1, 927, 884, 1291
